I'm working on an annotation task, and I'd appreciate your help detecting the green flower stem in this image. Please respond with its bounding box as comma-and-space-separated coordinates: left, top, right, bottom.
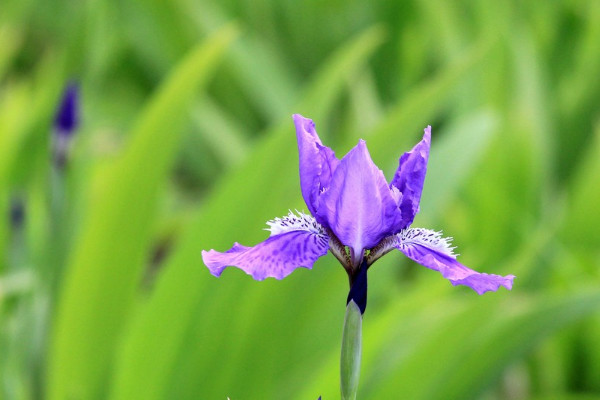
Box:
47, 164, 67, 291
340, 299, 363, 400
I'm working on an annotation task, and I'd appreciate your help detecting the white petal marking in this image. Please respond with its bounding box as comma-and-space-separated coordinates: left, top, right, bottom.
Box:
398, 228, 457, 258
367, 227, 456, 265
265, 210, 326, 237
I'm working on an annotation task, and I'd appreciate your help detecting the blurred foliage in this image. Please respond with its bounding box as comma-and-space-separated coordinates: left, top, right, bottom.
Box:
1, 0, 600, 399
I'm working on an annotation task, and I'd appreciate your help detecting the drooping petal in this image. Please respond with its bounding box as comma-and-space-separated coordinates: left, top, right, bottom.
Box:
202, 232, 329, 280
293, 114, 340, 217
202, 211, 330, 280
390, 126, 431, 230
396, 228, 514, 294
318, 140, 399, 265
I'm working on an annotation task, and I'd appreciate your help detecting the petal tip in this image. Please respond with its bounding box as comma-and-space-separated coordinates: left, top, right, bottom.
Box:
502, 274, 516, 291
292, 113, 305, 121
293, 114, 318, 140
422, 126, 431, 143
293, 113, 314, 128
471, 273, 516, 295
352, 138, 370, 155
201, 249, 225, 277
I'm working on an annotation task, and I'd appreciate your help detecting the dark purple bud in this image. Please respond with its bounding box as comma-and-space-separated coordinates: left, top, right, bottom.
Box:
346, 258, 368, 314
54, 82, 79, 137
9, 196, 25, 230
53, 82, 80, 169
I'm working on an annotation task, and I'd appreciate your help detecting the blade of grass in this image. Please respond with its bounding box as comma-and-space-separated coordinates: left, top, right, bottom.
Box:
366, 290, 600, 399
185, 0, 301, 119
364, 37, 494, 167
418, 110, 498, 224
561, 122, 600, 250
190, 96, 249, 169
0, 25, 21, 80
46, 24, 238, 400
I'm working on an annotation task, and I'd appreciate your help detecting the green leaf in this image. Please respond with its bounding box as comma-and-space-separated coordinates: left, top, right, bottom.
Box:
0, 25, 21, 79
419, 110, 498, 224
46, 24, 238, 400
562, 124, 600, 251
364, 37, 493, 167
365, 290, 600, 399
530, 395, 600, 400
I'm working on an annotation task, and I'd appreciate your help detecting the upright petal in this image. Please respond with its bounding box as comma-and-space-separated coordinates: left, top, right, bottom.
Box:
318, 140, 398, 264
293, 114, 339, 216
202, 211, 330, 280
390, 126, 431, 230
396, 228, 514, 294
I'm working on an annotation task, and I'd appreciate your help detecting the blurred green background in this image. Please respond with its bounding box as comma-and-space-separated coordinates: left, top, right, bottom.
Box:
1, 0, 600, 399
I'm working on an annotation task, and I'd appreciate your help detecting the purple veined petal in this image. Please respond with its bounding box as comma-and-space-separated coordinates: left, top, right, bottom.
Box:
202, 231, 329, 280
396, 228, 514, 294
390, 126, 431, 230
202, 211, 330, 280
293, 114, 340, 217
318, 140, 399, 267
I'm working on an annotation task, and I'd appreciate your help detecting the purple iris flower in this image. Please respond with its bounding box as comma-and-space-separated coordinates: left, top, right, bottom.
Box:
202, 115, 514, 312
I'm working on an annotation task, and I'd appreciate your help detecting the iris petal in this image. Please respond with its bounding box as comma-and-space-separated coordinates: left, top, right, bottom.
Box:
391, 126, 431, 230
293, 114, 339, 217
202, 229, 330, 281
318, 140, 399, 264
396, 228, 514, 294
